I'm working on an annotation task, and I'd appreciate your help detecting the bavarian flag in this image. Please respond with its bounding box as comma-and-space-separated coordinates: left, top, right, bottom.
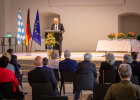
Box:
25, 8, 32, 46
32, 10, 41, 46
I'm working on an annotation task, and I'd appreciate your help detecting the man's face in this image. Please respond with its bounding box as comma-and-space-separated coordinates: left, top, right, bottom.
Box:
54, 19, 58, 24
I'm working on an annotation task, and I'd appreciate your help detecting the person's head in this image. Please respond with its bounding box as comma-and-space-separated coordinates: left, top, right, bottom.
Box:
34, 56, 43, 67
54, 18, 59, 24
84, 53, 92, 61
124, 54, 133, 64
51, 50, 58, 59
43, 57, 48, 66
118, 64, 132, 80
2, 52, 11, 62
131, 52, 139, 61
7, 49, 14, 55
64, 50, 71, 58
0, 56, 9, 68
105, 52, 115, 65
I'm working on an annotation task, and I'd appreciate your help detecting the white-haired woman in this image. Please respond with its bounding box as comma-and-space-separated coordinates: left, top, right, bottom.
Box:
48, 50, 59, 69
99, 52, 117, 83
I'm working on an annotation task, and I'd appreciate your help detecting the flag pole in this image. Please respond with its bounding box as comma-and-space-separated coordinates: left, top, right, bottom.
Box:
30, 39, 33, 53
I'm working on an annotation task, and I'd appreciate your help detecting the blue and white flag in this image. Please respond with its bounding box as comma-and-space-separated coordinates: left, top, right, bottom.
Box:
17, 9, 25, 45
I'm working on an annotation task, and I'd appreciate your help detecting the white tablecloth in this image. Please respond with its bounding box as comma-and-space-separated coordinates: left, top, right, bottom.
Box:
96, 39, 140, 52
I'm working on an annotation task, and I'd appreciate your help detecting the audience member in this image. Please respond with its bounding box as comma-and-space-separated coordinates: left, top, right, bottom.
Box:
7, 49, 23, 86
0, 56, 23, 98
2, 52, 15, 73
43, 57, 53, 71
59, 50, 77, 72
104, 64, 140, 100
48, 50, 59, 69
74, 53, 97, 100
28, 56, 59, 96
131, 52, 140, 85
124, 54, 138, 76
99, 52, 117, 83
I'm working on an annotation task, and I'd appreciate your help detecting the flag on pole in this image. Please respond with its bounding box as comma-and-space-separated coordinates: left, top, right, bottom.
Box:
25, 8, 32, 46
32, 10, 41, 46
17, 9, 25, 45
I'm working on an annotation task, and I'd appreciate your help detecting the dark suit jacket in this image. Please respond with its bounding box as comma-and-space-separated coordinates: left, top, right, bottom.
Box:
128, 63, 138, 76
51, 23, 65, 40
10, 55, 21, 78
104, 80, 140, 100
59, 58, 77, 72
28, 67, 59, 95
76, 60, 97, 79
99, 61, 117, 83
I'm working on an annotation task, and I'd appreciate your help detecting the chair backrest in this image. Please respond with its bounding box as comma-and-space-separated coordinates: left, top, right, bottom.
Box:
0, 82, 15, 98
61, 71, 76, 82
75, 74, 94, 91
93, 83, 111, 100
131, 76, 139, 85
53, 68, 60, 81
32, 82, 54, 99
104, 70, 116, 83
39, 96, 68, 100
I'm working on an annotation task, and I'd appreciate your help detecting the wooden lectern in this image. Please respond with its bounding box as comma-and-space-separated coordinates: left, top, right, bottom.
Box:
45, 30, 61, 50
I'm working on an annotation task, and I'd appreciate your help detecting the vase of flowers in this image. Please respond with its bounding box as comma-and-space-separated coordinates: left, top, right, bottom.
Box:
127, 32, 135, 39
108, 33, 116, 40
117, 32, 125, 39
45, 33, 59, 59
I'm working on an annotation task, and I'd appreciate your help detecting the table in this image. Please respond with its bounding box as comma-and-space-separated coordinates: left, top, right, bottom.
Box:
96, 39, 140, 52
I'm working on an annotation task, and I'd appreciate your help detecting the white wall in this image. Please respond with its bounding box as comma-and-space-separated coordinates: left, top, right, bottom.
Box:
2, 0, 140, 52
0, 0, 5, 37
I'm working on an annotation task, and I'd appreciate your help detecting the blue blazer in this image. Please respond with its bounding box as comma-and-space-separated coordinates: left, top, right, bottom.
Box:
59, 58, 77, 72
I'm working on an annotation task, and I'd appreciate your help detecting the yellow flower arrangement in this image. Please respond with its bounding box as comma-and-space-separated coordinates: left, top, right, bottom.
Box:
117, 32, 125, 39
45, 33, 59, 46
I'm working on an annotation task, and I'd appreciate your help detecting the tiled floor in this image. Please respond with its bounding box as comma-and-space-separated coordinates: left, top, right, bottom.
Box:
23, 83, 92, 100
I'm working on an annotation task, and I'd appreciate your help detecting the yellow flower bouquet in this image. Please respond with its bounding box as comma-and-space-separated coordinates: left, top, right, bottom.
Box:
108, 33, 116, 39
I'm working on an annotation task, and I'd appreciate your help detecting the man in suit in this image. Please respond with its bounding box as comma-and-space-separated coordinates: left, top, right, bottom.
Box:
59, 50, 77, 72
74, 53, 97, 100
28, 56, 59, 96
104, 64, 140, 100
51, 18, 65, 58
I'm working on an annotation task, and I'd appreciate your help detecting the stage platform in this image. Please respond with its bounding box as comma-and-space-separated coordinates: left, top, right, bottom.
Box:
0, 51, 139, 61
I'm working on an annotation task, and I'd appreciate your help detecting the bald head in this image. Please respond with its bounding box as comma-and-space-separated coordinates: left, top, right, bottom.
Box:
34, 56, 43, 67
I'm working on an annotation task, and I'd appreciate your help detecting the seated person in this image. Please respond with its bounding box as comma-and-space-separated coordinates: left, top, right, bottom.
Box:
48, 50, 59, 69
0, 56, 23, 98
28, 56, 59, 96
99, 52, 117, 83
123, 54, 138, 76
131, 52, 140, 85
7, 49, 23, 86
74, 53, 97, 100
43, 57, 53, 71
2, 52, 15, 73
104, 64, 140, 100
59, 50, 77, 72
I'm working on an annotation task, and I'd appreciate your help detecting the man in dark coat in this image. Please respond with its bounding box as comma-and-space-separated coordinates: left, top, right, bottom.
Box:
51, 18, 65, 58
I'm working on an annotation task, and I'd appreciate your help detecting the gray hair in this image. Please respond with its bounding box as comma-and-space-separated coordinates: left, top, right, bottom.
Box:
54, 17, 58, 21
64, 50, 71, 58
84, 53, 92, 61
51, 50, 58, 59
118, 64, 132, 79
124, 54, 133, 63
105, 52, 115, 65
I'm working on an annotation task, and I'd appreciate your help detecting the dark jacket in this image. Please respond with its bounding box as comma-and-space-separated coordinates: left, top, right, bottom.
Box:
128, 63, 138, 76
28, 67, 59, 96
104, 80, 140, 100
76, 60, 97, 79
51, 23, 65, 40
99, 61, 117, 83
59, 58, 77, 72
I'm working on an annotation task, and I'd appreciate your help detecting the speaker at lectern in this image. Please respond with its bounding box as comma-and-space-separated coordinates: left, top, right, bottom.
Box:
45, 30, 61, 50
